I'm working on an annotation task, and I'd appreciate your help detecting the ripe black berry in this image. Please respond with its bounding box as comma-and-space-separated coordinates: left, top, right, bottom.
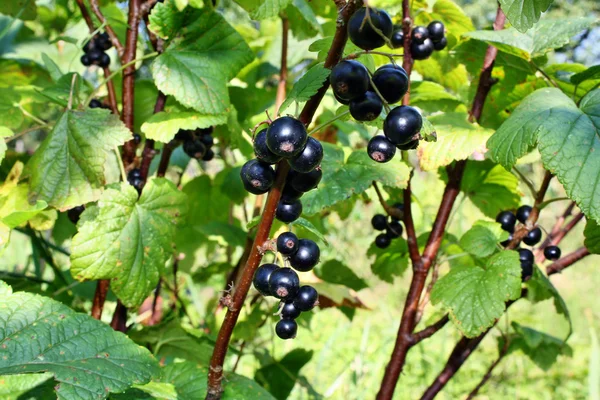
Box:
367, 135, 396, 163
427, 21, 445, 42
516, 205, 532, 223
253, 263, 279, 296
521, 261, 533, 281
88, 49, 102, 63
288, 169, 322, 193
98, 32, 112, 50
390, 30, 404, 49
411, 39, 434, 60
281, 302, 301, 319
98, 53, 111, 68
127, 169, 143, 192
89, 99, 103, 108
200, 134, 214, 148
266, 116, 308, 158
254, 128, 282, 164
276, 199, 303, 223
202, 148, 215, 161
372, 214, 387, 231
500, 233, 513, 247
183, 139, 206, 159
133, 133, 142, 145
375, 233, 391, 249
330, 60, 370, 102
80, 54, 91, 66
289, 137, 323, 173
518, 248, 534, 264
396, 140, 419, 150
544, 245, 561, 260
277, 232, 299, 256
289, 239, 320, 272
350, 91, 383, 121
67, 205, 85, 224
241, 159, 275, 195
293, 285, 319, 311
411, 26, 429, 43
268, 267, 300, 300
523, 227, 542, 246
282, 183, 304, 202
384, 106, 423, 146
433, 37, 447, 51
334, 92, 350, 105
496, 211, 516, 232
348, 7, 393, 50
372, 65, 409, 104
275, 319, 297, 340
386, 220, 403, 239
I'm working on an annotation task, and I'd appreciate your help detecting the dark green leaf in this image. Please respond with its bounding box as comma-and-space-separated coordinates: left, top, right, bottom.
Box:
314, 260, 368, 291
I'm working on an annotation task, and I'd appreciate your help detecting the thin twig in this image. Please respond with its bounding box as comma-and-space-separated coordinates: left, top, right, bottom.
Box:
465, 337, 510, 400
89, 0, 124, 57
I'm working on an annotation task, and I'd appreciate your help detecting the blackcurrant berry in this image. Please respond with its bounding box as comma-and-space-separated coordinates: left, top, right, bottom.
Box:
390, 30, 404, 49
500, 233, 513, 247
253, 263, 279, 296
266, 116, 308, 158
81, 54, 91, 66
275, 319, 297, 340
289, 238, 320, 272
427, 21, 445, 42
288, 169, 322, 193
293, 285, 319, 311
330, 60, 370, 102
372, 65, 409, 104
130, 178, 144, 193
289, 137, 323, 173
367, 135, 396, 163
98, 32, 112, 50
280, 301, 301, 319
276, 199, 303, 223
254, 128, 282, 164
544, 245, 561, 260
83, 40, 95, 53
240, 159, 275, 195
396, 140, 419, 150
268, 267, 300, 300
128, 168, 142, 183
516, 205, 532, 224
183, 139, 206, 159
350, 91, 383, 121
348, 7, 393, 50
521, 261, 533, 281
411, 26, 429, 43
386, 220, 403, 239
433, 37, 447, 51
202, 148, 215, 161
496, 211, 516, 232
277, 232, 299, 256
200, 134, 214, 148
282, 183, 304, 202
523, 227, 542, 246
175, 130, 192, 141
384, 106, 423, 146
88, 49, 102, 63
518, 248, 534, 264
133, 133, 142, 145
98, 52, 111, 68
89, 99, 103, 109
375, 233, 391, 249
67, 205, 85, 224
371, 214, 387, 231
391, 203, 404, 220
334, 92, 350, 105
411, 39, 434, 60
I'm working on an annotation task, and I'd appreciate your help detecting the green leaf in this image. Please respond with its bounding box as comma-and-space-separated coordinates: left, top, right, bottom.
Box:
584, 219, 600, 254
431, 251, 522, 337
507, 322, 572, 370
41, 53, 63, 82
490, 88, 600, 223
314, 260, 368, 291
255, 349, 313, 400
460, 160, 521, 219
526, 266, 571, 333
26, 109, 131, 210
0, 0, 37, 21
160, 361, 276, 400
301, 143, 410, 215
279, 63, 330, 113
463, 17, 596, 60
0, 373, 53, 399
498, 0, 553, 33
410, 81, 464, 113
71, 179, 188, 308
151, 9, 253, 115
0, 127, 14, 166
0, 89, 24, 130
38, 72, 84, 108
194, 221, 247, 248
0, 283, 160, 399
367, 240, 409, 283
141, 111, 226, 143
148, 0, 185, 39
571, 65, 600, 85
417, 112, 493, 171
459, 220, 508, 258
235, 0, 293, 19
0, 185, 47, 229
290, 217, 329, 245
286, 0, 322, 40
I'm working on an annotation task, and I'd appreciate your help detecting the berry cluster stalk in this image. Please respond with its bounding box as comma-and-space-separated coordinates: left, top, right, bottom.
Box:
376, 6, 507, 400
205, 1, 362, 398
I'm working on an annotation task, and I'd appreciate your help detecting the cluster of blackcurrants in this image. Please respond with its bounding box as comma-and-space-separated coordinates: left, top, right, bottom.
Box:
371, 203, 404, 249
330, 59, 423, 163
89, 98, 111, 110
241, 116, 323, 224
390, 21, 447, 60
175, 127, 216, 162
253, 232, 320, 339
496, 205, 562, 281
81, 32, 112, 68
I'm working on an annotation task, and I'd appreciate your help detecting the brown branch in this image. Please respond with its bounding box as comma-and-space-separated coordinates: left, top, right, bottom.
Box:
403, 178, 420, 263
373, 181, 403, 219
89, 0, 124, 57
75, 0, 94, 29
91, 279, 110, 319
110, 301, 128, 332
546, 247, 590, 275
205, 2, 362, 398
465, 339, 509, 400
412, 315, 449, 344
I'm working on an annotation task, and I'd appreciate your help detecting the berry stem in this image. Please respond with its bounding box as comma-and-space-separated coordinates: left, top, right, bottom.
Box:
464, 338, 510, 400
367, 72, 392, 113
89, 0, 125, 57
307, 110, 350, 136
114, 146, 127, 182
372, 182, 402, 220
